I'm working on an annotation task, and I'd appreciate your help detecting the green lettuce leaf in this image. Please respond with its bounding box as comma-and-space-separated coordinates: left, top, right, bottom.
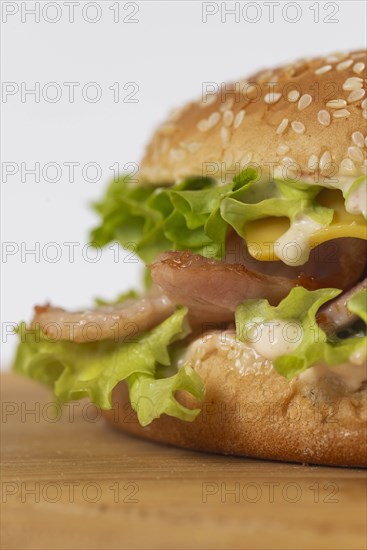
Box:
90, 169, 259, 261
220, 178, 333, 243
235, 287, 367, 379
348, 288, 367, 324
94, 289, 139, 307
13, 307, 205, 426
343, 175, 367, 219
90, 172, 365, 267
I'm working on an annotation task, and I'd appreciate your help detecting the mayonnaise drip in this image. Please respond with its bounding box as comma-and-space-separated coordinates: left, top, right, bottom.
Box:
276, 216, 323, 266
178, 331, 366, 393
346, 180, 367, 218
249, 320, 301, 360
298, 362, 366, 393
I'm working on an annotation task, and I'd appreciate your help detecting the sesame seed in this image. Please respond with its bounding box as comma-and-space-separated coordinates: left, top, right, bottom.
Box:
223, 151, 233, 165
159, 124, 176, 135
241, 152, 252, 165
308, 154, 319, 171
365, 136, 367, 147
281, 156, 296, 166
326, 99, 348, 109
319, 151, 331, 172
347, 89, 366, 103
325, 55, 339, 63
348, 146, 364, 163
336, 59, 353, 71
338, 51, 349, 59
362, 99, 367, 109
187, 142, 201, 153
353, 62, 365, 74
340, 158, 356, 172
233, 109, 245, 129
343, 77, 363, 91
276, 144, 290, 155
223, 110, 234, 127
291, 121, 306, 134
287, 90, 300, 102
352, 131, 365, 148
199, 95, 216, 107
207, 111, 221, 128
276, 118, 289, 134
257, 70, 274, 83
318, 110, 331, 126
219, 97, 234, 112
298, 94, 312, 111
363, 110, 367, 120
333, 109, 351, 119
197, 119, 209, 132
264, 92, 282, 104
326, 51, 348, 62
315, 65, 332, 75
283, 63, 295, 76
170, 149, 186, 162
220, 126, 230, 147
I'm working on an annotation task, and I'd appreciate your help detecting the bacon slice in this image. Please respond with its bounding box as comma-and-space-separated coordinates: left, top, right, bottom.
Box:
32, 236, 366, 341
225, 234, 367, 291
150, 251, 313, 324
317, 278, 367, 335
31, 291, 175, 342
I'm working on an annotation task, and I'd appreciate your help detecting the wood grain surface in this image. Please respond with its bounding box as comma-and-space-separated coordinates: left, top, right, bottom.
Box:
1, 373, 366, 550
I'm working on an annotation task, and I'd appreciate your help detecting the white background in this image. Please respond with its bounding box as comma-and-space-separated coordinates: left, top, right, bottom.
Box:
1, 0, 366, 367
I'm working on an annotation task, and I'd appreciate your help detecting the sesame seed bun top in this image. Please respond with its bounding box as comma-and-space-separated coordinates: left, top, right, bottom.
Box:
138, 49, 367, 185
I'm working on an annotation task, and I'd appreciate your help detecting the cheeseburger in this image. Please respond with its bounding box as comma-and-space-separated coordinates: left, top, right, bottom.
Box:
15, 50, 367, 466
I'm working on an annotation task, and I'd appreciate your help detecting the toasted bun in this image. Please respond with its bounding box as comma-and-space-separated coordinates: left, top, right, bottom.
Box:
139, 50, 367, 184
102, 333, 367, 467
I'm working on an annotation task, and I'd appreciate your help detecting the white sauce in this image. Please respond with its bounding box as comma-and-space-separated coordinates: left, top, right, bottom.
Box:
350, 347, 367, 365
292, 174, 365, 190
177, 331, 273, 376
276, 216, 322, 266
218, 173, 366, 266
298, 362, 367, 393
179, 331, 366, 393
247, 320, 301, 360
345, 180, 367, 218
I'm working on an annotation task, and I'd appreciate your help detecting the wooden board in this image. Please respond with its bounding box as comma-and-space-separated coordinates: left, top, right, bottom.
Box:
1, 373, 366, 550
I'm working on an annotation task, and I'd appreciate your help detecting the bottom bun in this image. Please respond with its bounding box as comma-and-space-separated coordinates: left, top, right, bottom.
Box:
102, 332, 367, 467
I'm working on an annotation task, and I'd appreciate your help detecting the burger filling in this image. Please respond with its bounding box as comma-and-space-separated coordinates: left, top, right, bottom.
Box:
14, 170, 367, 425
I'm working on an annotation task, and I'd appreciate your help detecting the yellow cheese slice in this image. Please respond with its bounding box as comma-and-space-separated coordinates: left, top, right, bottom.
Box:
245, 190, 367, 261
